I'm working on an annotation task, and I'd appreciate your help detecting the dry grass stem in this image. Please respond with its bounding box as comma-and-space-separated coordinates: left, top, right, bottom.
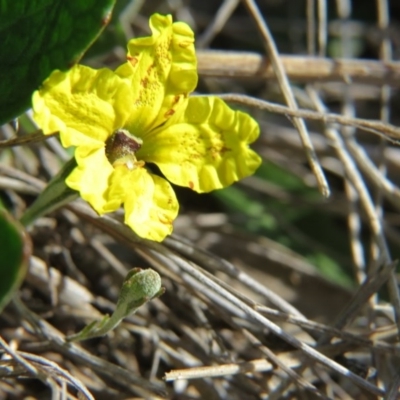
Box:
197, 50, 400, 86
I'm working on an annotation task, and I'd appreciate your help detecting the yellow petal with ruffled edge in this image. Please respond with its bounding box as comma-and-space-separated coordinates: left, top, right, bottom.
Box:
66, 145, 114, 213
139, 96, 262, 193
116, 14, 198, 136
105, 167, 179, 241
32, 65, 134, 148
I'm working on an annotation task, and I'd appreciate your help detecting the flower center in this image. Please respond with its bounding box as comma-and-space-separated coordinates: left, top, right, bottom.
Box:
105, 129, 144, 170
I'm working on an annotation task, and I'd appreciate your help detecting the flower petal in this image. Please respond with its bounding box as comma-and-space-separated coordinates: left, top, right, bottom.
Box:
140, 96, 262, 193
116, 14, 198, 136
106, 166, 179, 241
65, 145, 114, 213
32, 65, 134, 148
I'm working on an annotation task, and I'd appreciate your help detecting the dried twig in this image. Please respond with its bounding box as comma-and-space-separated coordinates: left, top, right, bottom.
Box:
242, 0, 330, 197
218, 93, 400, 141
197, 50, 400, 86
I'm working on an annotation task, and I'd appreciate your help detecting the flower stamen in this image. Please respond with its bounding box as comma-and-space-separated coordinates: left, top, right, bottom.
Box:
105, 129, 144, 170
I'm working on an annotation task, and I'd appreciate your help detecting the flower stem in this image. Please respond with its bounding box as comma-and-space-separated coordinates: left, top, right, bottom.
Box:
20, 158, 78, 227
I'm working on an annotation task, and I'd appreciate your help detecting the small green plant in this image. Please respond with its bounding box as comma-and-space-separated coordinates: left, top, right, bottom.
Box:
66, 268, 163, 342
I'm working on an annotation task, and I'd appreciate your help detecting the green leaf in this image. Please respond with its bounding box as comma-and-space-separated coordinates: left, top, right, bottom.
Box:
83, 0, 134, 59
0, 209, 31, 313
0, 0, 116, 124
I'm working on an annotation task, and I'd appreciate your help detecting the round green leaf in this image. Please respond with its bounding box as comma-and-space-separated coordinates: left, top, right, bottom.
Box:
0, 210, 31, 313
0, 0, 116, 124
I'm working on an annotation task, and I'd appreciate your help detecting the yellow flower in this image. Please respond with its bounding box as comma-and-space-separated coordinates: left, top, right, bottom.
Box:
32, 14, 261, 241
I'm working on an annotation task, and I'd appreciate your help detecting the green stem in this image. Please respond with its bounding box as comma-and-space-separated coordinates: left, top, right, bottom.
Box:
20, 158, 78, 227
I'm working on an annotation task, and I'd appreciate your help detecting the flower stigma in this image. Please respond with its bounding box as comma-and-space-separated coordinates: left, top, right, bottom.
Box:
105, 129, 144, 171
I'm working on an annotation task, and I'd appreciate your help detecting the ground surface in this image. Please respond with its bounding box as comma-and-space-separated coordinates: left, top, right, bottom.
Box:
1, 1, 400, 399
